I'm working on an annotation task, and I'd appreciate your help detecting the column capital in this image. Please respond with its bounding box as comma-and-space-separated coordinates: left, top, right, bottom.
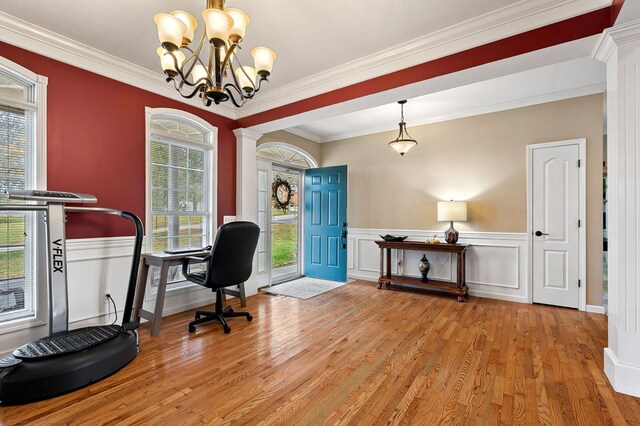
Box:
233, 128, 263, 142
593, 18, 640, 62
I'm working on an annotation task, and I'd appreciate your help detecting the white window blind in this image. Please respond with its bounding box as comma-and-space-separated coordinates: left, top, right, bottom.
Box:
0, 104, 36, 322
148, 115, 213, 287
150, 138, 210, 252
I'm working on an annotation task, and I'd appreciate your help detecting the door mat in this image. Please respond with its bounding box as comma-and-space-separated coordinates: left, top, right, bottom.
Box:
261, 277, 351, 299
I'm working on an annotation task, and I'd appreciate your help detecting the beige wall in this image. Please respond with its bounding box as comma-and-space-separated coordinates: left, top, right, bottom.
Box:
257, 130, 321, 164
320, 94, 604, 305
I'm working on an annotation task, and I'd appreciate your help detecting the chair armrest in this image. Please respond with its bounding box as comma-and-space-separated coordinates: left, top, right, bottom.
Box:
181, 255, 210, 281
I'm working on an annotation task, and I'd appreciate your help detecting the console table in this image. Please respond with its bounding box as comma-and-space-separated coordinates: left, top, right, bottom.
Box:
375, 240, 469, 302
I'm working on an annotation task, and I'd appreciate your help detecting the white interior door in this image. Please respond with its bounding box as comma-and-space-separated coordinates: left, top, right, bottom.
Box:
531, 141, 581, 308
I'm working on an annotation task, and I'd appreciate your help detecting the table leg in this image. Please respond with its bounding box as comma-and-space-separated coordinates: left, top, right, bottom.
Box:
377, 248, 384, 289
132, 260, 149, 323
150, 263, 170, 336
386, 248, 391, 278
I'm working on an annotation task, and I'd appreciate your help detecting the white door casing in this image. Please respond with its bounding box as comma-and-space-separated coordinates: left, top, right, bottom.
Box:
256, 159, 272, 288
528, 139, 586, 309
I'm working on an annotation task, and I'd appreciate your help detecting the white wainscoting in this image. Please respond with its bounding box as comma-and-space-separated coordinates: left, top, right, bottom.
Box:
347, 228, 529, 303
0, 237, 215, 353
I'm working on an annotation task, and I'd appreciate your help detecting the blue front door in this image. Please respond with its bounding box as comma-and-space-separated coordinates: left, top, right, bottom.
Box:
304, 165, 348, 282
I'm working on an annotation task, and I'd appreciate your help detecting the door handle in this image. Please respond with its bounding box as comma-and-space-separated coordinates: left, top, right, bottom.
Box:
341, 230, 347, 249
534, 230, 549, 237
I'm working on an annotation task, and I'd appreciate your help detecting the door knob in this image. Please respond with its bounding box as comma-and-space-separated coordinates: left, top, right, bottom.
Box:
534, 230, 549, 236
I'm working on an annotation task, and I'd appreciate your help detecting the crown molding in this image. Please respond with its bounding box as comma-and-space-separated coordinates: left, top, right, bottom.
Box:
0, 11, 237, 120
282, 127, 322, 143
311, 82, 605, 143
235, 0, 611, 119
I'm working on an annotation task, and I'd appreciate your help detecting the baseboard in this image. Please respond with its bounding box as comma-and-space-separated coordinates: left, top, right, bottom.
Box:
586, 304, 606, 314
467, 289, 529, 304
604, 348, 640, 397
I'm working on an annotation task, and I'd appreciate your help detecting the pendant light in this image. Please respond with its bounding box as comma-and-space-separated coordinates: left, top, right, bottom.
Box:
388, 100, 417, 156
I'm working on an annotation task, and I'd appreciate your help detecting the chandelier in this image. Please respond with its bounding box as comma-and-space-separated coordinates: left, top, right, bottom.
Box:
388, 100, 418, 156
154, 0, 276, 108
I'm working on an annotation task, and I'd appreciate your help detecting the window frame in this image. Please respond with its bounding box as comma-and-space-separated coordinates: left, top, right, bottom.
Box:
144, 107, 217, 289
0, 56, 47, 334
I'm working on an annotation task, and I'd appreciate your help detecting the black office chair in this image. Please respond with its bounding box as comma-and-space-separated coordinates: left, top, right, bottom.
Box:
181, 221, 260, 334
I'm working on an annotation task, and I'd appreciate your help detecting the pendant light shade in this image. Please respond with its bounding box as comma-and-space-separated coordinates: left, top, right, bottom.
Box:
388, 100, 417, 156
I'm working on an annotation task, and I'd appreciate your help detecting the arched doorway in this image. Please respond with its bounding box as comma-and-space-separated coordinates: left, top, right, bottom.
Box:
256, 143, 318, 286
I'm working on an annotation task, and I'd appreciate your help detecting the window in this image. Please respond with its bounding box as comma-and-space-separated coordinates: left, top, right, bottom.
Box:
146, 108, 217, 286
0, 58, 46, 330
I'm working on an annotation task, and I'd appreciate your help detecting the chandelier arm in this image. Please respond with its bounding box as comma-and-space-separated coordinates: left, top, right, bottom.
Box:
180, 45, 209, 79
254, 76, 268, 93
223, 85, 246, 107
172, 78, 207, 99
221, 43, 239, 72
172, 57, 212, 88
230, 50, 259, 93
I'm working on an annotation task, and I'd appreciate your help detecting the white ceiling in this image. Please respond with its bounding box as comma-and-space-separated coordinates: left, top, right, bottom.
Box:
288, 57, 606, 142
0, 0, 612, 129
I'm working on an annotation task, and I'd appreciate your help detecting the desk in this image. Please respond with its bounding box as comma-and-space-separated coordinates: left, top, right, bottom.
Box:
375, 241, 469, 302
133, 252, 207, 336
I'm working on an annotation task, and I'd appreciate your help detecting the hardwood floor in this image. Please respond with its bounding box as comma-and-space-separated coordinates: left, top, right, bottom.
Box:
1, 280, 639, 425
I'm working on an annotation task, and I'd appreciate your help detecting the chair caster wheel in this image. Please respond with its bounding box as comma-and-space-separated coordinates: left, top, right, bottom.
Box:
247, 315, 253, 321
189, 325, 196, 333
224, 326, 231, 334
457, 296, 466, 302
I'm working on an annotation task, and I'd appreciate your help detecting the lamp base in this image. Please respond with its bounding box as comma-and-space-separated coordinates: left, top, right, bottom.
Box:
444, 222, 459, 244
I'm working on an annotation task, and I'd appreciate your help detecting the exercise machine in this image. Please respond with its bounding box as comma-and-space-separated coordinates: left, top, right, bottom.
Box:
0, 190, 143, 405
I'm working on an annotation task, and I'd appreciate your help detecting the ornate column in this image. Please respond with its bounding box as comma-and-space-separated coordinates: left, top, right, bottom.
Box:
593, 18, 640, 397
234, 128, 262, 295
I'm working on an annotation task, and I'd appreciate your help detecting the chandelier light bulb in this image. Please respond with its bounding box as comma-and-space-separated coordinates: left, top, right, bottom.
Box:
169, 10, 198, 45
225, 8, 250, 43
202, 8, 234, 47
153, 13, 187, 51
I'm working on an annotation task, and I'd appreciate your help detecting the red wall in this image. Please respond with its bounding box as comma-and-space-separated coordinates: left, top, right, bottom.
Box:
0, 41, 236, 239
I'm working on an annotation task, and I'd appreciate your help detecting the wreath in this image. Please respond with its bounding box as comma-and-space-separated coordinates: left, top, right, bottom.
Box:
272, 176, 293, 212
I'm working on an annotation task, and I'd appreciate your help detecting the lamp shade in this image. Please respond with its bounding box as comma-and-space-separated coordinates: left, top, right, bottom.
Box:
157, 48, 185, 74
191, 64, 209, 83
235, 66, 257, 91
252, 47, 277, 75
437, 201, 467, 222
225, 8, 250, 42
154, 13, 187, 51
170, 10, 198, 45
202, 8, 233, 46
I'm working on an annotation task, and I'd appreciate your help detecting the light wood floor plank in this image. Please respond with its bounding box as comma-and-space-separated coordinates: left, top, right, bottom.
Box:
0, 280, 638, 425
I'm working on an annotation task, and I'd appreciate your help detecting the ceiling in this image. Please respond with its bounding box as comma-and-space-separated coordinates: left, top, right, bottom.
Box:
0, 0, 613, 135
0, 0, 521, 94
289, 57, 606, 143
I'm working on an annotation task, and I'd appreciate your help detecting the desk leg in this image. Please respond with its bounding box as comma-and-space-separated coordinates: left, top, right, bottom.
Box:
150, 263, 170, 336
133, 260, 149, 323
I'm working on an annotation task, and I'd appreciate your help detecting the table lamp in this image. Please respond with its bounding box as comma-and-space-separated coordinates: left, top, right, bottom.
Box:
437, 201, 467, 244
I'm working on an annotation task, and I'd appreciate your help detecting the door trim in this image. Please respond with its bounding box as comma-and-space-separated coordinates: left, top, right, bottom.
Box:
526, 138, 586, 311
